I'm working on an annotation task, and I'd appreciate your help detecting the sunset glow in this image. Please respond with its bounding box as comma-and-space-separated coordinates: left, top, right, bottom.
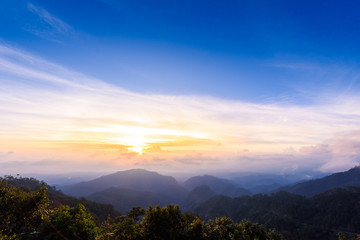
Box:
128, 146, 147, 155
1, 1, 360, 175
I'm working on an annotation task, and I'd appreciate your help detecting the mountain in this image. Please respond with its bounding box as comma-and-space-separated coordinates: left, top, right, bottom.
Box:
0, 176, 283, 240
86, 187, 174, 213
193, 187, 360, 240
249, 183, 282, 194
183, 174, 251, 197
1, 176, 119, 221
181, 185, 216, 211
61, 169, 188, 200
228, 171, 327, 187
277, 166, 360, 196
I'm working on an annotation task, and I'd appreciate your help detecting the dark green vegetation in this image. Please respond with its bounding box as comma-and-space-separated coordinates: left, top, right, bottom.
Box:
3, 166, 360, 239
3, 175, 119, 222
193, 187, 360, 240
87, 187, 173, 214
0, 177, 281, 240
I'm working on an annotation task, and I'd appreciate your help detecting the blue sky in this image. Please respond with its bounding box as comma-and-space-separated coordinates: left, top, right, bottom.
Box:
1, 0, 360, 102
1, 0, 360, 175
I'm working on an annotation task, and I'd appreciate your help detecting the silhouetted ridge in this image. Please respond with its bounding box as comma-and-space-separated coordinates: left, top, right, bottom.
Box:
183, 174, 251, 197
277, 166, 360, 196
194, 186, 360, 240
62, 169, 188, 199
86, 187, 173, 213
182, 185, 216, 211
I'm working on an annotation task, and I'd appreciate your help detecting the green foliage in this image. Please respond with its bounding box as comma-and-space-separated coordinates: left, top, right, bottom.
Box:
338, 232, 348, 240
0, 179, 49, 237
0, 176, 282, 240
107, 216, 142, 240
205, 218, 282, 240
131, 205, 281, 240
39, 204, 98, 240
141, 205, 186, 239
0, 233, 19, 240
194, 188, 360, 240
337, 232, 360, 240
127, 206, 145, 222
1, 176, 119, 222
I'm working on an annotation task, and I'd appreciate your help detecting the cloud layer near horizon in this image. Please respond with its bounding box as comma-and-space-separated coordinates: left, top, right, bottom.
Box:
0, 44, 360, 174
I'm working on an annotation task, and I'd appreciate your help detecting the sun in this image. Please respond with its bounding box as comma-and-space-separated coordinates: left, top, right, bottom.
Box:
114, 136, 150, 155
128, 146, 147, 155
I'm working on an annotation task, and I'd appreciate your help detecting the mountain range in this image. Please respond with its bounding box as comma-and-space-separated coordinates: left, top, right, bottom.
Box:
6, 166, 360, 240
61, 169, 187, 197
192, 187, 360, 240
183, 174, 251, 197
276, 166, 360, 196
60, 166, 360, 213
61, 169, 255, 212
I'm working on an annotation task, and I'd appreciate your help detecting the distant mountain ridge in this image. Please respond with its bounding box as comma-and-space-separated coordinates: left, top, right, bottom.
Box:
277, 166, 360, 196
62, 169, 188, 199
60, 167, 360, 215
192, 186, 360, 240
183, 174, 251, 197
86, 187, 174, 213
61, 169, 254, 213
181, 185, 216, 211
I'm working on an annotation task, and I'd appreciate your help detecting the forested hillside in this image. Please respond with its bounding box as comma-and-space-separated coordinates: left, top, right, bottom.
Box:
0, 176, 282, 240
2, 175, 119, 221
276, 166, 360, 196
193, 187, 360, 240
2, 174, 360, 240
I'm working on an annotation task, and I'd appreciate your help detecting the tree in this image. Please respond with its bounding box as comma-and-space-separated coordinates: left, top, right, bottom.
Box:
0, 180, 49, 237
141, 205, 187, 240
39, 204, 98, 240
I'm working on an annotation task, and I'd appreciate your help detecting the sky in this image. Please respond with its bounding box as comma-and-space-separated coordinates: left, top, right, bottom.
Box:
1, 0, 360, 176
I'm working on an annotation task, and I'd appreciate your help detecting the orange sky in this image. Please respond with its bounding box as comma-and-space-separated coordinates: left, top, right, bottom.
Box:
1, 45, 360, 175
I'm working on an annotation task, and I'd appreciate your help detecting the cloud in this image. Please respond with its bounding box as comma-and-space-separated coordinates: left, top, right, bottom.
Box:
0, 44, 360, 174
28, 3, 70, 34
25, 3, 73, 41
270, 60, 360, 104
0, 151, 14, 160
304, 131, 360, 172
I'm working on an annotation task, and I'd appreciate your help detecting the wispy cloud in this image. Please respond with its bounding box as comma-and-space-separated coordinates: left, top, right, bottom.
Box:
25, 3, 73, 41
269, 60, 360, 105
0, 44, 360, 174
28, 3, 70, 34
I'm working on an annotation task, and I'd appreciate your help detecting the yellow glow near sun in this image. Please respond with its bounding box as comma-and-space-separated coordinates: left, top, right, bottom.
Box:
128, 146, 147, 155
111, 135, 151, 155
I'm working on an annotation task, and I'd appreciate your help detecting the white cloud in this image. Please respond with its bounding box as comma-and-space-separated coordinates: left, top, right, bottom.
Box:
25, 3, 73, 41
0, 44, 360, 174
28, 3, 70, 34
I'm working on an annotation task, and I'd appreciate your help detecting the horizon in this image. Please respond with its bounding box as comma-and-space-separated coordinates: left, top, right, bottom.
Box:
1, 0, 360, 176
16, 166, 337, 187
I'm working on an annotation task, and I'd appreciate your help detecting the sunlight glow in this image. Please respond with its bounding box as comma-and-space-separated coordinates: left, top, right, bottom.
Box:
1, 45, 360, 173
128, 146, 148, 155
